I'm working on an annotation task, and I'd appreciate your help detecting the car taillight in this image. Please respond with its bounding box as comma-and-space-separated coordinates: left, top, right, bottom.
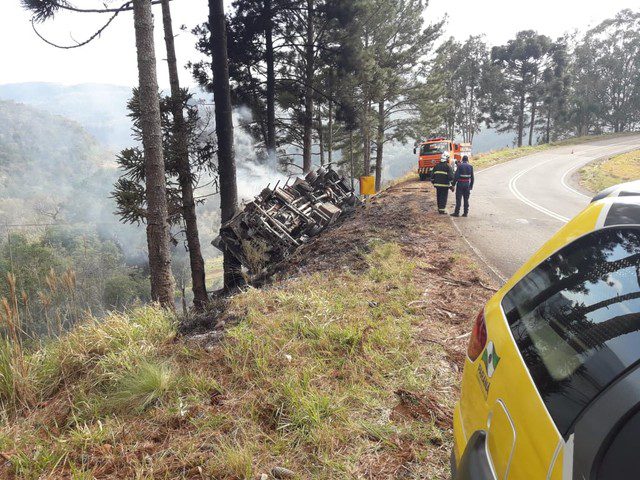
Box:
467, 309, 487, 361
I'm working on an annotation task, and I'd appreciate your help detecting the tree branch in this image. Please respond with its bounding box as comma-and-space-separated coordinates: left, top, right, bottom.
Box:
30, 10, 121, 48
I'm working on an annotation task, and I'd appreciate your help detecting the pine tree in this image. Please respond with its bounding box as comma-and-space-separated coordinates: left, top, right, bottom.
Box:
209, 0, 244, 291
579, 10, 640, 133
160, 0, 208, 310
22, 0, 176, 309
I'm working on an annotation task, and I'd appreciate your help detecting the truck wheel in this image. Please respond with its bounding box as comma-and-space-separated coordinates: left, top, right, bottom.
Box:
419, 173, 428, 181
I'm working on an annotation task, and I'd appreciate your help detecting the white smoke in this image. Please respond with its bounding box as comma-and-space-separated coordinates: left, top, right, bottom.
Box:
232, 105, 288, 201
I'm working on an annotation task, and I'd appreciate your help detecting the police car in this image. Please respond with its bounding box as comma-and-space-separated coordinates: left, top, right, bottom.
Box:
452, 181, 640, 479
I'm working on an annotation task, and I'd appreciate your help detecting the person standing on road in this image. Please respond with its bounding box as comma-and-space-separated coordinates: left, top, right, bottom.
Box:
451, 155, 474, 217
431, 152, 454, 214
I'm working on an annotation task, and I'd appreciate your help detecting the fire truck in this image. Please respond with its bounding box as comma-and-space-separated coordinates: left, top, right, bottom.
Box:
413, 138, 472, 181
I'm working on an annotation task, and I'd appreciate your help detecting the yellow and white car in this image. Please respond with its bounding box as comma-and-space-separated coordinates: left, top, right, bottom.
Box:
452, 182, 640, 479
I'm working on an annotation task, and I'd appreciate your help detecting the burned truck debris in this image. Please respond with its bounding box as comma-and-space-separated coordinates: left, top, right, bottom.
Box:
213, 166, 359, 274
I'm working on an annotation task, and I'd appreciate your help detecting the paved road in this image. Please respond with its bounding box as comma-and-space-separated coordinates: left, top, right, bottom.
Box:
452, 135, 640, 282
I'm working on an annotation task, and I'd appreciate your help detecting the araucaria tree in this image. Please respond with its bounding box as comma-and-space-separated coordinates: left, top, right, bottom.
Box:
490, 31, 552, 147
160, 0, 208, 310
21, 0, 176, 309
112, 90, 216, 310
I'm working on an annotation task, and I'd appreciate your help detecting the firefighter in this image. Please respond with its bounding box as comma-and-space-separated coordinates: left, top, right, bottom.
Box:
431, 152, 454, 214
451, 155, 474, 217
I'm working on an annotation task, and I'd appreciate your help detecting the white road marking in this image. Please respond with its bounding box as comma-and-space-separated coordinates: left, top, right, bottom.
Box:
449, 217, 507, 283
508, 158, 570, 223
560, 163, 591, 199
559, 139, 640, 199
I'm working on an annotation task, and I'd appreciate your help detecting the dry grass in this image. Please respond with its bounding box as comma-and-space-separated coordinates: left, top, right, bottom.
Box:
0, 178, 498, 479
579, 149, 640, 192
0, 243, 461, 479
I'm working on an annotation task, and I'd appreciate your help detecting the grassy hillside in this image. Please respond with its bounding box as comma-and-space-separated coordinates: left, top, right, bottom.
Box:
0, 245, 449, 479
579, 149, 640, 192
0, 179, 496, 479
472, 132, 638, 170
0, 101, 156, 331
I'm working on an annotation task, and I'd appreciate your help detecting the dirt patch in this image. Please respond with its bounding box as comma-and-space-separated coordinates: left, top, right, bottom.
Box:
278, 178, 497, 331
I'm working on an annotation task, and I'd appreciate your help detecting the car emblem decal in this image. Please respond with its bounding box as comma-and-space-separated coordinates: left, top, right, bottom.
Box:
482, 341, 500, 378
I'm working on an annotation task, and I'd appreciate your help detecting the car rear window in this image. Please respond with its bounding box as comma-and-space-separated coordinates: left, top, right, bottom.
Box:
502, 227, 640, 435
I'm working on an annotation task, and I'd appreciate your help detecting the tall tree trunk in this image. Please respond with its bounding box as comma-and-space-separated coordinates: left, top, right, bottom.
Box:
209, 0, 242, 291
528, 99, 536, 146
132, 0, 175, 310
362, 98, 371, 176
317, 110, 324, 165
517, 90, 525, 147
546, 110, 551, 144
375, 100, 384, 192
302, 0, 314, 173
362, 124, 370, 175
468, 87, 475, 143
327, 92, 333, 165
264, 0, 276, 159
161, 0, 208, 311
349, 129, 355, 190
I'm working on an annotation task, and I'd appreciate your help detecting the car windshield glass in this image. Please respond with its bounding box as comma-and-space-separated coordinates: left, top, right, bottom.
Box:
421, 142, 447, 155
502, 227, 640, 436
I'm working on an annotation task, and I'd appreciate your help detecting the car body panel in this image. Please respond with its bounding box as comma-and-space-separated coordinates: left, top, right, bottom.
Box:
453, 199, 611, 479
547, 443, 564, 480
487, 400, 515, 479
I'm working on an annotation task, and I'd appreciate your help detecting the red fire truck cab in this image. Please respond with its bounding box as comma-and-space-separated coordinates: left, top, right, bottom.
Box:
413, 138, 472, 181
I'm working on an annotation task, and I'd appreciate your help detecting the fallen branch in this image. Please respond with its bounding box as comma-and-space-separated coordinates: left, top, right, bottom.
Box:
435, 307, 455, 319
407, 300, 429, 306
443, 275, 498, 292
451, 331, 471, 340
422, 336, 447, 348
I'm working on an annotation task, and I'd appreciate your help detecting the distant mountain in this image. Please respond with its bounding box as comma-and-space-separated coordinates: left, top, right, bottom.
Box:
0, 82, 516, 188
0, 98, 152, 259
0, 82, 134, 150
0, 100, 115, 222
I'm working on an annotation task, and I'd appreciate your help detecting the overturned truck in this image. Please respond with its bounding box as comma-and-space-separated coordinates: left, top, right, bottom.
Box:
213, 166, 360, 274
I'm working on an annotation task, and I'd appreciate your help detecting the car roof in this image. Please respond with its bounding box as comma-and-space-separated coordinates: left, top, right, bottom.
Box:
592, 194, 640, 228
591, 180, 640, 203
498, 190, 640, 296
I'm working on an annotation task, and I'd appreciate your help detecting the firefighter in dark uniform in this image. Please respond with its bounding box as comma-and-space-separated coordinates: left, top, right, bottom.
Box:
451, 155, 474, 217
431, 152, 454, 214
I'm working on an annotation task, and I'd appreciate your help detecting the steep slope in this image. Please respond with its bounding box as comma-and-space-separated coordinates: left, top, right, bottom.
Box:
0, 178, 497, 479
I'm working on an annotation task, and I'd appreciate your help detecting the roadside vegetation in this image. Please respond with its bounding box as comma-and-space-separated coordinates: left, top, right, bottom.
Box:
472, 132, 638, 170
579, 149, 640, 192
0, 243, 454, 478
